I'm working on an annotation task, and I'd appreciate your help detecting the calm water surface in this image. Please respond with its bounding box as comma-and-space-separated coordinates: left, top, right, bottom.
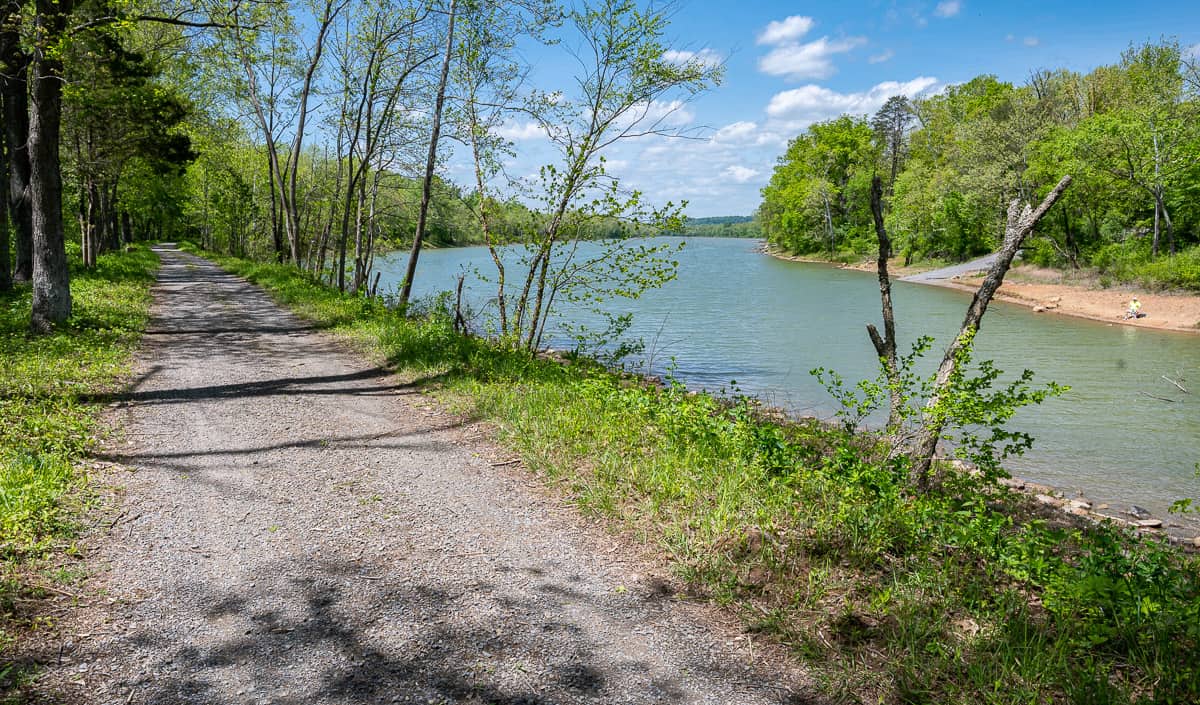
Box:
376, 238, 1200, 523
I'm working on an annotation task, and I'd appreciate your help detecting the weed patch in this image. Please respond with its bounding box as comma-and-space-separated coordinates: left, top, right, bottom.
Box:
0, 245, 156, 663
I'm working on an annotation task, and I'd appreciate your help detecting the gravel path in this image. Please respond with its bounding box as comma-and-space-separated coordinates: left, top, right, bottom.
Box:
900, 252, 999, 283
27, 245, 817, 705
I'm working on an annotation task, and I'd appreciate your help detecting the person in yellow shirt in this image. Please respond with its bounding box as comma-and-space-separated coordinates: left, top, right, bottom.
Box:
1125, 296, 1143, 319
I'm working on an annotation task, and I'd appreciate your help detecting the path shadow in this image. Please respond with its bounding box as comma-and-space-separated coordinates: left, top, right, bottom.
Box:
84, 367, 447, 408
22, 556, 821, 704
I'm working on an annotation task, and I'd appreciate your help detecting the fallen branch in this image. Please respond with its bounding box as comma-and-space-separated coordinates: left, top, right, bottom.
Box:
1162, 375, 1190, 394
29, 582, 83, 599
1140, 391, 1176, 403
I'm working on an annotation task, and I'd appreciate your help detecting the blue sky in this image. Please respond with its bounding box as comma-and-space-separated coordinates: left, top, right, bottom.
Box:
446, 1, 1200, 218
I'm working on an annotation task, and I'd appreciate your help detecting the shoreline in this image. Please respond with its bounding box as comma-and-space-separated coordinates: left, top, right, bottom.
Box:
764, 245, 1200, 334
764, 245, 1199, 541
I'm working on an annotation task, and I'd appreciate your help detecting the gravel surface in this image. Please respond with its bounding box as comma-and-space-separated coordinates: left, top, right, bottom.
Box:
24, 245, 818, 705
900, 252, 1000, 283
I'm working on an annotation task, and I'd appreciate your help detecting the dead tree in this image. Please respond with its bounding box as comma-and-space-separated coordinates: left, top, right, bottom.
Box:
905, 175, 1072, 490
866, 176, 901, 430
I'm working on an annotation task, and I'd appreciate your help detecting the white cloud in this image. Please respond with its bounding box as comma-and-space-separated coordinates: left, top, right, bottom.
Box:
869, 49, 895, 64
494, 121, 546, 141
1023, 36, 1040, 47
757, 15, 815, 45
759, 36, 867, 80
713, 121, 759, 143
934, 1, 962, 18
1188, 43, 1200, 59
722, 165, 760, 183
710, 121, 784, 148
663, 48, 723, 68
613, 99, 696, 130
766, 76, 940, 123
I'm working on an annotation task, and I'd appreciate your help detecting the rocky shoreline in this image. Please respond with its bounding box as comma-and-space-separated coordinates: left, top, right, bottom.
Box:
995, 474, 1200, 549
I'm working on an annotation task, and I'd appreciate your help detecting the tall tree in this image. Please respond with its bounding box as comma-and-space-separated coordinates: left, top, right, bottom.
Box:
510, 0, 720, 351
224, 1, 298, 262
326, 0, 433, 292
450, 0, 559, 337
397, 0, 457, 309
28, 0, 74, 332
1072, 41, 1200, 256
871, 95, 913, 192
1, 1, 32, 283
0, 99, 9, 291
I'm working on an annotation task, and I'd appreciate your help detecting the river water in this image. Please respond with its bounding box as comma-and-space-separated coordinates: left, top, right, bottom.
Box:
375, 237, 1200, 524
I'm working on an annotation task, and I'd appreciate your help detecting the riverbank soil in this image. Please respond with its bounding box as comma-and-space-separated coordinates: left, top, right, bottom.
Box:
870, 254, 1197, 332
960, 265, 1200, 333
10, 245, 813, 704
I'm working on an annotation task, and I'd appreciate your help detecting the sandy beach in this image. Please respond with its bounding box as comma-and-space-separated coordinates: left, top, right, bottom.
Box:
935, 266, 1200, 334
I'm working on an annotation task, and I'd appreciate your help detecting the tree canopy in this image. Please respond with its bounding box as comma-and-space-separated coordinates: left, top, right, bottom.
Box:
758, 39, 1200, 286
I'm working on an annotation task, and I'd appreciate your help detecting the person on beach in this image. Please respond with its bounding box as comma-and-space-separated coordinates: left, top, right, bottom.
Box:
1125, 296, 1143, 319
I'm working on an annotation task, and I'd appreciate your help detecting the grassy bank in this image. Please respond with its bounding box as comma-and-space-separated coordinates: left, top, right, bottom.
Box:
0, 245, 157, 664
191, 245, 1199, 704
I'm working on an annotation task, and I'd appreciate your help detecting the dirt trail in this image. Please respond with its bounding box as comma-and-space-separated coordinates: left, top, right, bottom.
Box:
24, 245, 815, 704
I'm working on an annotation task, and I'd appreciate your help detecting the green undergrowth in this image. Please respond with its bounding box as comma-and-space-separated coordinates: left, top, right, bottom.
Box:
1093, 241, 1200, 292
1, 245, 157, 656
194, 245, 1200, 705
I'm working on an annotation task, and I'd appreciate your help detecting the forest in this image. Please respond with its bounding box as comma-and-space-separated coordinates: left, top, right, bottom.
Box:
758, 40, 1200, 289
0, 0, 718, 338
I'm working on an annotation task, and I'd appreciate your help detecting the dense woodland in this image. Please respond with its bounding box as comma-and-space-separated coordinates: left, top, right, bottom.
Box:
758, 41, 1200, 289
0, 0, 717, 340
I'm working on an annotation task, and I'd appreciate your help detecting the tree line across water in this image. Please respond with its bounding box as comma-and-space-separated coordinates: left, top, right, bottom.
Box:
758, 40, 1200, 290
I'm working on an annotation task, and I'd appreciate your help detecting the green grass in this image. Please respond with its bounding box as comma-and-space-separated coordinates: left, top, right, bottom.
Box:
1, 244, 157, 657
188, 244, 1200, 704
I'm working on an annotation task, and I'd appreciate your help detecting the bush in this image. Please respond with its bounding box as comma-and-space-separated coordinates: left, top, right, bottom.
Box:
1090, 239, 1200, 291
1141, 246, 1200, 291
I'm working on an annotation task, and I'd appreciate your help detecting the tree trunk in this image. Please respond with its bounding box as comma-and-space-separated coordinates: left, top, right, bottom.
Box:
1157, 191, 1175, 256
84, 176, 100, 268
865, 176, 902, 430
1151, 187, 1160, 257
352, 171, 366, 291
29, 0, 73, 333
822, 192, 834, 259
397, 0, 457, 309
0, 125, 9, 292
281, 0, 345, 267
470, 123, 507, 335
908, 176, 1072, 490
0, 19, 33, 283
267, 156, 284, 262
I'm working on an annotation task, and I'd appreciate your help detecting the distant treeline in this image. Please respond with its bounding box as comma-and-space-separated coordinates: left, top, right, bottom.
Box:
683, 215, 761, 238
758, 40, 1200, 288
